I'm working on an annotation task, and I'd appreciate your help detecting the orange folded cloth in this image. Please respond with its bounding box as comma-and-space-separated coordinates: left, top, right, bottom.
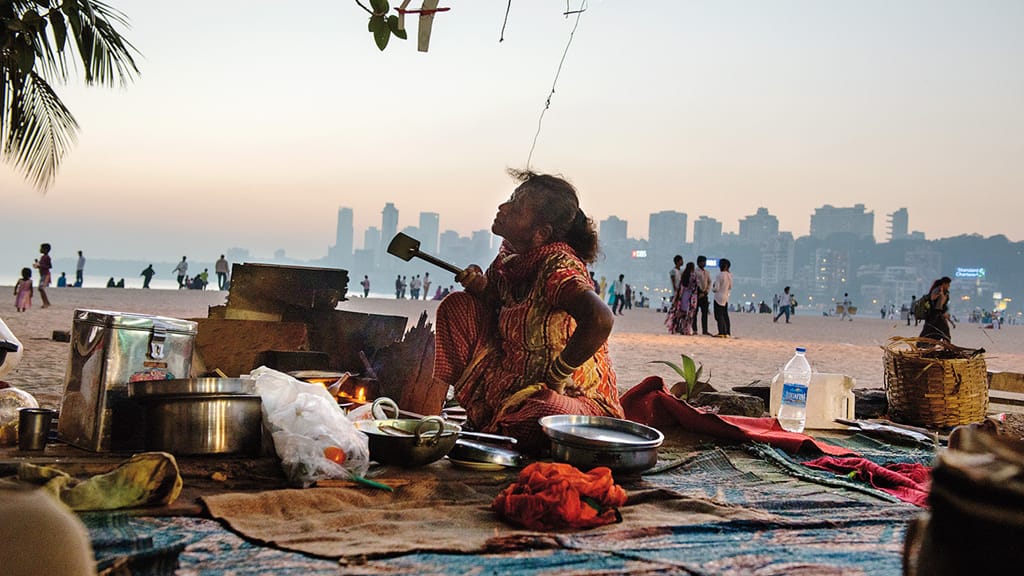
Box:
491, 462, 627, 530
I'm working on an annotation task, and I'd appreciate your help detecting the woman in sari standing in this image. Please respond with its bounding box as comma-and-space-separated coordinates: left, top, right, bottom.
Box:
432, 169, 623, 455
666, 262, 697, 335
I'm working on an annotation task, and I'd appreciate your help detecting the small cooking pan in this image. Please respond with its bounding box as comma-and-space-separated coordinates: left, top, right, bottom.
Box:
354, 416, 461, 467
369, 397, 518, 446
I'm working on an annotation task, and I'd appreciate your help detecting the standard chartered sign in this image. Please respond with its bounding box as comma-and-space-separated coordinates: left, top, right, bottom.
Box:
955, 267, 986, 279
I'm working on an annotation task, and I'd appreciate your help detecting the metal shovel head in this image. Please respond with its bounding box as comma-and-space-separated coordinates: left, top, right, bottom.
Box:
387, 232, 420, 262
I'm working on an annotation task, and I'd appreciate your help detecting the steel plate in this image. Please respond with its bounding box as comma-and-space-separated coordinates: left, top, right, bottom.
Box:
539, 415, 664, 450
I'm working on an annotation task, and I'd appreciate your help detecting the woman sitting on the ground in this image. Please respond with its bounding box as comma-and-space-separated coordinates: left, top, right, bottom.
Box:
433, 169, 623, 454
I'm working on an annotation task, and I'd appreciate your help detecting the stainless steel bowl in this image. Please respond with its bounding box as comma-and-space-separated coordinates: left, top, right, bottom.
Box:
129, 378, 262, 456
539, 415, 664, 474
354, 416, 461, 467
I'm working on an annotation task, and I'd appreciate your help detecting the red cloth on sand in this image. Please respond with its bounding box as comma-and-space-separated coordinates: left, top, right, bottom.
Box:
620, 376, 854, 456
492, 462, 627, 530
803, 456, 931, 507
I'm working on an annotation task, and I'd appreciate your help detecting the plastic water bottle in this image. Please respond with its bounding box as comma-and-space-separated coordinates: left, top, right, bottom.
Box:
778, 347, 812, 433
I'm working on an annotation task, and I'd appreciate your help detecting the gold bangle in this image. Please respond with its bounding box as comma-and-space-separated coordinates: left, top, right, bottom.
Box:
551, 355, 578, 380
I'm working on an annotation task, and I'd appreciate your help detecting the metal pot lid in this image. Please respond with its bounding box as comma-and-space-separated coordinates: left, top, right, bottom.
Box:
354, 418, 462, 438
129, 377, 256, 398
539, 415, 664, 450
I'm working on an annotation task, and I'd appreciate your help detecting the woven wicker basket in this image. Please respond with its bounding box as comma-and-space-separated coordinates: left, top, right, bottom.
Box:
883, 337, 988, 428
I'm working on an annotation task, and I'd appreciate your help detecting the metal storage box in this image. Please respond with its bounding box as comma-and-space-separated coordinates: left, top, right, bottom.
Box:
58, 309, 198, 451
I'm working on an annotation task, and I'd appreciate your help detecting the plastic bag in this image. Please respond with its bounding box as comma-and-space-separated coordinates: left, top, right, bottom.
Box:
250, 366, 370, 487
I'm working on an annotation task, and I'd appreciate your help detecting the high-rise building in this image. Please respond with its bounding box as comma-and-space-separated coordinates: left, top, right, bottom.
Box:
648, 210, 687, 254
887, 208, 908, 241
379, 203, 398, 267
692, 216, 722, 252
761, 232, 794, 287
419, 212, 440, 256
328, 207, 353, 267
599, 216, 628, 244
810, 204, 874, 241
738, 208, 779, 246
364, 226, 381, 265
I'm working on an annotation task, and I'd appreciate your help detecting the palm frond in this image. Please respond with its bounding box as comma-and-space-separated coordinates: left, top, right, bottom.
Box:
3, 70, 79, 191
64, 0, 139, 86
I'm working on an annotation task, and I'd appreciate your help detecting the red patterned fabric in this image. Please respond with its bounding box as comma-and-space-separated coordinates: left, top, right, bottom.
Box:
492, 462, 627, 530
434, 241, 622, 455
803, 456, 931, 507
620, 376, 855, 456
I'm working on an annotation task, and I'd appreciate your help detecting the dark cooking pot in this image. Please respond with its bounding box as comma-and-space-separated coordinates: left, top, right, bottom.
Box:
128, 378, 262, 456
354, 416, 461, 467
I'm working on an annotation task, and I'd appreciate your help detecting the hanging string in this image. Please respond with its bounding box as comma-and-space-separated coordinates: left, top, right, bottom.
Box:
499, 0, 512, 42
526, 1, 587, 170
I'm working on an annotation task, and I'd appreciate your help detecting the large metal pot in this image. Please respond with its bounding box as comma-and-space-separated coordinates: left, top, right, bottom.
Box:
129, 378, 262, 456
354, 416, 461, 467
539, 415, 664, 475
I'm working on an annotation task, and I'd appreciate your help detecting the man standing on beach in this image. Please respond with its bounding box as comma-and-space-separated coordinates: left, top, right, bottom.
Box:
611, 274, 626, 315
173, 256, 188, 289
75, 250, 85, 287
422, 272, 431, 300
33, 243, 52, 308
669, 255, 683, 296
693, 255, 712, 335
361, 275, 371, 297
712, 259, 732, 337
215, 254, 230, 290
840, 293, 853, 321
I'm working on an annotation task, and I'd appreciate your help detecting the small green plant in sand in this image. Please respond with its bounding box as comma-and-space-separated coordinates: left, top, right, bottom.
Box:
650, 353, 713, 401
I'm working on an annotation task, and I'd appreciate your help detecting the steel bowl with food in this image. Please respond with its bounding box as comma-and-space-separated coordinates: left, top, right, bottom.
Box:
539, 414, 664, 475
354, 415, 461, 467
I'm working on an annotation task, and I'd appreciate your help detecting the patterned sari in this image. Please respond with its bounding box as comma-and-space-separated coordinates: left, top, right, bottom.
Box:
665, 271, 697, 334
434, 241, 622, 454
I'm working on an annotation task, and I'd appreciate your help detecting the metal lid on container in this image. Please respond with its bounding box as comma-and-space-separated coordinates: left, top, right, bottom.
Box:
129, 377, 256, 398
73, 309, 198, 334
539, 415, 664, 450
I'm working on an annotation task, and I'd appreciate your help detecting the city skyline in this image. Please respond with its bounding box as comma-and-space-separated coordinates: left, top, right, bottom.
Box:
4, 1, 1022, 273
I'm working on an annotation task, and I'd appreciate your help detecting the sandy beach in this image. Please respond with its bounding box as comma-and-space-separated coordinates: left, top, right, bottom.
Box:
3, 286, 1023, 411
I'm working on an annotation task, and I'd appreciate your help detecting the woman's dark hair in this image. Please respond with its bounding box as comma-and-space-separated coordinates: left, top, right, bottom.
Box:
507, 168, 600, 263
21, 267, 31, 280
681, 262, 695, 286
929, 276, 952, 293
719, 258, 731, 271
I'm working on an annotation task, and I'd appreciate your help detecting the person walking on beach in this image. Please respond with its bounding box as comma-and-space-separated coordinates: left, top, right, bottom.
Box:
75, 250, 85, 287
422, 272, 431, 300
611, 274, 626, 315
840, 293, 853, 321
773, 287, 793, 323
908, 295, 916, 326
712, 258, 732, 337
33, 243, 52, 308
215, 254, 230, 290
693, 255, 712, 335
14, 268, 33, 312
173, 257, 188, 289
140, 264, 155, 289
919, 277, 953, 342
361, 275, 371, 297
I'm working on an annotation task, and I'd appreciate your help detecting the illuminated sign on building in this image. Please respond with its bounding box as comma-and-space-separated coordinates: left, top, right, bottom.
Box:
632, 250, 647, 259
955, 267, 986, 279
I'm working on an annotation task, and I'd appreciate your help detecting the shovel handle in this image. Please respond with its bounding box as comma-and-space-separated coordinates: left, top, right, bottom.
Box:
415, 252, 464, 276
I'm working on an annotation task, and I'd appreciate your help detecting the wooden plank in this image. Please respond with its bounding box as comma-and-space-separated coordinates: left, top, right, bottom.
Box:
989, 371, 1024, 394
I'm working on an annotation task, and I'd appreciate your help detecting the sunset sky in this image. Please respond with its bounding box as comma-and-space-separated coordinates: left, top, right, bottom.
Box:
3, 0, 1022, 274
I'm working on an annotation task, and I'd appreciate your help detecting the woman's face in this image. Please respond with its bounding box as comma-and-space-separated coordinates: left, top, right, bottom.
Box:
492, 187, 538, 250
